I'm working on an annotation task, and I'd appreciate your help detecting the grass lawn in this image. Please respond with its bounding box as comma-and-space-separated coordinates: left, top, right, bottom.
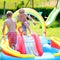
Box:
0, 19, 60, 40
0, 19, 4, 40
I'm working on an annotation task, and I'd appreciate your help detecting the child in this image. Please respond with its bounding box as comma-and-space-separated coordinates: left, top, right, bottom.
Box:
2, 11, 17, 50
18, 8, 36, 35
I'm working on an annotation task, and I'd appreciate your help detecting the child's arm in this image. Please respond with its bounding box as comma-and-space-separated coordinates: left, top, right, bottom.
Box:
27, 15, 36, 25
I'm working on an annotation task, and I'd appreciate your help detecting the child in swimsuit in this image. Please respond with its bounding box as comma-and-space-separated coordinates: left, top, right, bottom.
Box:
18, 8, 36, 35
2, 11, 17, 50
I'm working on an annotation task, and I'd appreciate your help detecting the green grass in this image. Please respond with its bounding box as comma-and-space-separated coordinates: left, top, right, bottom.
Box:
0, 19, 60, 40
29, 21, 60, 39
46, 27, 60, 39
0, 19, 4, 40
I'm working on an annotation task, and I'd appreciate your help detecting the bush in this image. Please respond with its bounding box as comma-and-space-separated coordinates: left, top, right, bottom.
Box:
0, 9, 4, 15
0, 7, 60, 23
0, 9, 16, 15
56, 12, 60, 21
34, 7, 53, 18
34, 7, 60, 22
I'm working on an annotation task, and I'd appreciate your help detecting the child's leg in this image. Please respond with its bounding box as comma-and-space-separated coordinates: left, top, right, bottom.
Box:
8, 32, 17, 50
13, 32, 17, 50
23, 21, 31, 34
8, 35, 12, 48
22, 24, 27, 35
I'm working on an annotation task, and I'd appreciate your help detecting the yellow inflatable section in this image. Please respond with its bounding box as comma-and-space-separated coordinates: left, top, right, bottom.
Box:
51, 37, 60, 56
1, 39, 34, 58
51, 37, 60, 46
12, 8, 46, 36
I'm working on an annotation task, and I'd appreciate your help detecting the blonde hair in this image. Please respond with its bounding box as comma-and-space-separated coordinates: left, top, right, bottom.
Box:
6, 11, 13, 17
19, 8, 25, 13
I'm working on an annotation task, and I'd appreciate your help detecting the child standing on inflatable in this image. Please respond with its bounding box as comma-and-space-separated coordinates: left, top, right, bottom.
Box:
2, 11, 17, 50
18, 8, 36, 35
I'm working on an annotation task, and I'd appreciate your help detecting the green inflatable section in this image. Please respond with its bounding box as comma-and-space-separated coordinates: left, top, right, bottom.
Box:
46, 0, 60, 26
45, 8, 60, 26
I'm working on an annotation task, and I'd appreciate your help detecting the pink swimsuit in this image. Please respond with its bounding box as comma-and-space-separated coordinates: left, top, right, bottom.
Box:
8, 32, 17, 46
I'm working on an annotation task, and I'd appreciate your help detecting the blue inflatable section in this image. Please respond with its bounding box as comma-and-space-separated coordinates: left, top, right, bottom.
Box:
1, 52, 60, 60
1, 36, 60, 60
43, 44, 58, 54
38, 12, 43, 15
1, 53, 34, 60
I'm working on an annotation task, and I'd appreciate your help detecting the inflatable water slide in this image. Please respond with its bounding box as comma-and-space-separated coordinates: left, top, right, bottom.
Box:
1, 7, 60, 60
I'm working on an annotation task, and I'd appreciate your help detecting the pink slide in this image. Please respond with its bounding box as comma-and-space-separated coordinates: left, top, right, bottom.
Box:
17, 27, 26, 54
16, 34, 26, 54
31, 33, 43, 56
14, 25, 43, 55
16, 33, 43, 56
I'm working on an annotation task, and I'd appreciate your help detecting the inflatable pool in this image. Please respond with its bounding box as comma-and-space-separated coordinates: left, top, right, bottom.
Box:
1, 33, 60, 60
1, 8, 60, 60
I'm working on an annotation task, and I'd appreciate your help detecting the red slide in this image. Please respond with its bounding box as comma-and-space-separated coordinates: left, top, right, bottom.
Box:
16, 27, 26, 54
16, 34, 26, 54
31, 33, 43, 56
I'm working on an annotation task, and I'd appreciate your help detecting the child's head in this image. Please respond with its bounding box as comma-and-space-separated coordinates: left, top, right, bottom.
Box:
6, 11, 13, 18
19, 8, 25, 14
